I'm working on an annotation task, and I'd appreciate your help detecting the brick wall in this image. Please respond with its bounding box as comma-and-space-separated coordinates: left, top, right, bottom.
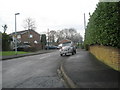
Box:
18, 30, 41, 48
89, 45, 120, 71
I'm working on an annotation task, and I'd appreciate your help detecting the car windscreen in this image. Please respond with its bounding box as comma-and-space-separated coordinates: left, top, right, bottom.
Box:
62, 42, 71, 46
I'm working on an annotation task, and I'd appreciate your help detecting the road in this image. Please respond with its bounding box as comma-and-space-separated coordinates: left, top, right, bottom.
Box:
2, 50, 67, 88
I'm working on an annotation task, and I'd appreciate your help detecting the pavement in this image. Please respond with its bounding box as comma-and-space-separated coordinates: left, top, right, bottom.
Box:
59, 49, 120, 88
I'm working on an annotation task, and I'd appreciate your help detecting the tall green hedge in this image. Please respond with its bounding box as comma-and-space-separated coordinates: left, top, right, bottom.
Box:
84, 2, 120, 49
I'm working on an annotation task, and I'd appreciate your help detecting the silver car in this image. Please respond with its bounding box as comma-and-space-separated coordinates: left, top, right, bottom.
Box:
59, 41, 76, 56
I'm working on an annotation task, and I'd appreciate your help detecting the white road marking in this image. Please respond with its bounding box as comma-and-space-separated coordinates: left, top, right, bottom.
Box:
39, 54, 51, 59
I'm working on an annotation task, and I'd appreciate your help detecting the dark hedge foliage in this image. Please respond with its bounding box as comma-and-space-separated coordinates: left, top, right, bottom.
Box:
41, 34, 47, 49
84, 2, 120, 49
2, 33, 12, 51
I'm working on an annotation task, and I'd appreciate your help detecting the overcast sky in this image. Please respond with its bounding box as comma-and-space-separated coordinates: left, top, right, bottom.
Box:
0, 0, 99, 38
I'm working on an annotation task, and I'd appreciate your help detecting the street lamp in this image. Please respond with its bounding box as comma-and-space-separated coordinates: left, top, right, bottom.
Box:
15, 13, 20, 55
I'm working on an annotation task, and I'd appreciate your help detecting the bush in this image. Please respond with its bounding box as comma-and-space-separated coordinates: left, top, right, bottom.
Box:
84, 2, 120, 49
2, 33, 12, 51
84, 44, 89, 50
24, 47, 40, 52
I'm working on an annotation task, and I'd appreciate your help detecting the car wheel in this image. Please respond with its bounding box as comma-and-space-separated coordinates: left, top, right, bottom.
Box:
74, 51, 76, 54
72, 52, 74, 55
60, 54, 63, 56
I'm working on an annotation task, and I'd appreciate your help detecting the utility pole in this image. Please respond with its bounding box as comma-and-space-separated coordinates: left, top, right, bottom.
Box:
84, 13, 86, 30
47, 28, 49, 50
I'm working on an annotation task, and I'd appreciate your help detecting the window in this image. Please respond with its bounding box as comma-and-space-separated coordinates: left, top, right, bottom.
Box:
29, 34, 33, 38
17, 35, 21, 39
24, 41, 29, 44
34, 40, 38, 44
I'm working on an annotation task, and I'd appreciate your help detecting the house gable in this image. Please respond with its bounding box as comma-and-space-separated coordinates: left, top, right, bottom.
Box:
10, 30, 41, 47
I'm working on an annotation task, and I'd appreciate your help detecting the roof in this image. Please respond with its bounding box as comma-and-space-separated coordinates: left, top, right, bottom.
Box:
9, 29, 40, 36
59, 39, 71, 44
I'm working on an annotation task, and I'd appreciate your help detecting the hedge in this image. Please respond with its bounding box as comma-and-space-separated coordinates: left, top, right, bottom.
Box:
2, 33, 12, 51
84, 2, 120, 49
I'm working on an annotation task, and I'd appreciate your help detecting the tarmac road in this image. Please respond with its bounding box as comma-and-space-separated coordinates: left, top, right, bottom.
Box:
2, 50, 66, 88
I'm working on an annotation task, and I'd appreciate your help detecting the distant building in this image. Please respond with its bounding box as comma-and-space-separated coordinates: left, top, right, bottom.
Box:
10, 30, 41, 49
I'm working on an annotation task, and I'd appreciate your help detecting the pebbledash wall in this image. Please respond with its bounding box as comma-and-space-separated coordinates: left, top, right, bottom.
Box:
89, 45, 120, 71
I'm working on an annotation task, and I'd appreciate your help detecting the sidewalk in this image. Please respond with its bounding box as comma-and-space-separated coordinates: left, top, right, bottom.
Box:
2, 50, 55, 60
61, 49, 119, 88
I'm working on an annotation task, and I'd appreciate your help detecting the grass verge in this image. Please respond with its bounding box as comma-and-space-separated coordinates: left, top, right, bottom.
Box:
0, 51, 30, 56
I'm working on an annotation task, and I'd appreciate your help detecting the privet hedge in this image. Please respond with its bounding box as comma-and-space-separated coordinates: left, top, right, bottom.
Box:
84, 2, 120, 49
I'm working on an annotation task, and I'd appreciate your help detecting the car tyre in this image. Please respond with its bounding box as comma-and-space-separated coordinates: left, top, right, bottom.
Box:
72, 52, 74, 55
60, 54, 63, 56
74, 51, 76, 54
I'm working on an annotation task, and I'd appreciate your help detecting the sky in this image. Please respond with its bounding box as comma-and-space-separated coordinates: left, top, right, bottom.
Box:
0, 0, 99, 38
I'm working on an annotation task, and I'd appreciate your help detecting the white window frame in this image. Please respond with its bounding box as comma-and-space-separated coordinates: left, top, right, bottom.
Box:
34, 40, 38, 44
29, 34, 33, 38
17, 35, 21, 39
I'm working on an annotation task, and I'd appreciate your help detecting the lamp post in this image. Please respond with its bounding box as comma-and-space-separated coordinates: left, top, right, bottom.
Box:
15, 13, 20, 55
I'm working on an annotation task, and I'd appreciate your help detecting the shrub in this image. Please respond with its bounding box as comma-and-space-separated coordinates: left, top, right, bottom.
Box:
2, 33, 12, 51
84, 2, 120, 49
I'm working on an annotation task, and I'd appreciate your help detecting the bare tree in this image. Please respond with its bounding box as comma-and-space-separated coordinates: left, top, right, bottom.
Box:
23, 18, 36, 45
55, 28, 83, 43
23, 18, 36, 30
49, 30, 56, 43
55, 30, 64, 42
2, 24, 8, 33
72, 33, 83, 43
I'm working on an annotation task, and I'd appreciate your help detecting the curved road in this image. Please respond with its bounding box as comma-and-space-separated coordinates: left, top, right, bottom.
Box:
2, 50, 67, 88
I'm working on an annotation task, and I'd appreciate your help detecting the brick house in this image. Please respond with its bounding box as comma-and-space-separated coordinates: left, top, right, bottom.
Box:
10, 29, 41, 49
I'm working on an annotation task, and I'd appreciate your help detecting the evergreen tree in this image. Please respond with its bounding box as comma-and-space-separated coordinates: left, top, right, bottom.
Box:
2, 33, 12, 51
41, 34, 47, 49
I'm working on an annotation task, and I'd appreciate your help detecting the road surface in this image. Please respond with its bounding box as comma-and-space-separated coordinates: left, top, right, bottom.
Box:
2, 50, 66, 88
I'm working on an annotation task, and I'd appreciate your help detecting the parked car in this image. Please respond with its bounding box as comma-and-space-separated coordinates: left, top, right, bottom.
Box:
59, 41, 76, 56
45, 45, 58, 49
13, 45, 31, 51
57, 44, 62, 49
